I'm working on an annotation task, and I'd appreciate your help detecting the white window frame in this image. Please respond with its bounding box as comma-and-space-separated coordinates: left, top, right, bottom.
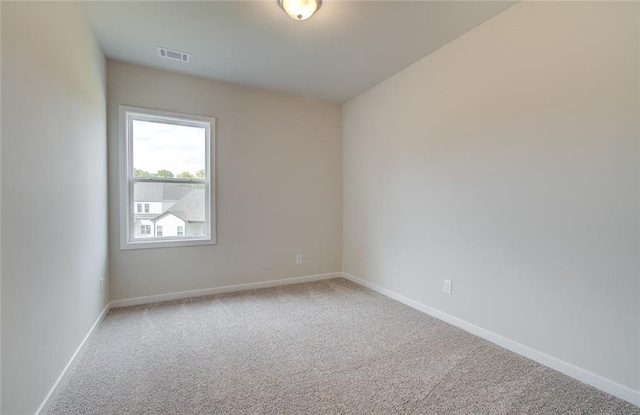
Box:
119, 105, 216, 250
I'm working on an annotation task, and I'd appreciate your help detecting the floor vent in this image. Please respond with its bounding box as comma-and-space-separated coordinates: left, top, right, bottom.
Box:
157, 47, 190, 63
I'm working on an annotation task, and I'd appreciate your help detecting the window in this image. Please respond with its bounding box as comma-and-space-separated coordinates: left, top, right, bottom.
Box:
119, 106, 215, 250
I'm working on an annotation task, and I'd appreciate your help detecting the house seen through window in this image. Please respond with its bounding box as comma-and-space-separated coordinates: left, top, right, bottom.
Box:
119, 106, 215, 249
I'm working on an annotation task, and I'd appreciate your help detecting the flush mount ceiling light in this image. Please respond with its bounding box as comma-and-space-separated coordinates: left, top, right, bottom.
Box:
277, 0, 322, 21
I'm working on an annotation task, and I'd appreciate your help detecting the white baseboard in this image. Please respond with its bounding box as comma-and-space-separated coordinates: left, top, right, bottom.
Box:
341, 272, 640, 408
110, 272, 341, 308
35, 303, 111, 415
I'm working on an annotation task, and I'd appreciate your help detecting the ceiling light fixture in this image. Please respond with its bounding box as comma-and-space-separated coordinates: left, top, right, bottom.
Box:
277, 0, 322, 21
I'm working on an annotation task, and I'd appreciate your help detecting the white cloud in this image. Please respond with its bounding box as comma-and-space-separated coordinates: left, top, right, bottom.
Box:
132, 120, 205, 175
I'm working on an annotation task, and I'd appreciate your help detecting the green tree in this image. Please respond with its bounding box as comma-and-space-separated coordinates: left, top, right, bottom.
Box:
195, 169, 205, 179
155, 169, 174, 178
133, 168, 152, 177
177, 171, 195, 179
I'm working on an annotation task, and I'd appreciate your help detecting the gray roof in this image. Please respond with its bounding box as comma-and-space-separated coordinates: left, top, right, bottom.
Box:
134, 183, 193, 202
155, 189, 205, 223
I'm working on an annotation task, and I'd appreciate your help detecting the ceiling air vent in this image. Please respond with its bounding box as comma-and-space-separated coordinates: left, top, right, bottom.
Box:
157, 47, 190, 63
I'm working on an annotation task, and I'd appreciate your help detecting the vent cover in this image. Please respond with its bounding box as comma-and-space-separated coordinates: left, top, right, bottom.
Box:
157, 47, 190, 63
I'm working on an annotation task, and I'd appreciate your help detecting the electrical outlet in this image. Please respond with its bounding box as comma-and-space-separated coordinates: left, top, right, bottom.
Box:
295, 254, 303, 265
100, 278, 104, 294
443, 279, 452, 295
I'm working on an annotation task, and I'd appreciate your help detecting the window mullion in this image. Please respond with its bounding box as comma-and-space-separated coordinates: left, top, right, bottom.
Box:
131, 177, 206, 185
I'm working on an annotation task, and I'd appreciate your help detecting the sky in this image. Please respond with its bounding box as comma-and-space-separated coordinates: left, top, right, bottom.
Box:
132, 120, 205, 175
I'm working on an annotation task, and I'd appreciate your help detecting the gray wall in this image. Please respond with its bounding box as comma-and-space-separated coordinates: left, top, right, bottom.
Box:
1, 2, 108, 414
343, 2, 639, 391
107, 62, 343, 301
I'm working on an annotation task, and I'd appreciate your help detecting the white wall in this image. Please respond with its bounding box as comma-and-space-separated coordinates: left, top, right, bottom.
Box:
134, 219, 156, 239
154, 214, 186, 238
185, 222, 205, 237
343, 1, 639, 394
1, 3, 108, 414
137, 201, 162, 215
108, 62, 342, 300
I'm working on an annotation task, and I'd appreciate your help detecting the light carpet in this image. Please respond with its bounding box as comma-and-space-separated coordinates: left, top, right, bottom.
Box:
49, 278, 640, 414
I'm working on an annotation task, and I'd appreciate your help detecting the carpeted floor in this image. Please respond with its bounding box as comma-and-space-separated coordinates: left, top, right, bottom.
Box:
49, 278, 640, 414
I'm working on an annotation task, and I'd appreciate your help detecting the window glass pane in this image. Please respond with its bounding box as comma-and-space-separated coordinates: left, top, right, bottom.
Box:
132, 182, 206, 239
132, 120, 206, 179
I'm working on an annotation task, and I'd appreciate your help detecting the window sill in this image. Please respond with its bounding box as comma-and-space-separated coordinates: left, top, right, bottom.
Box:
120, 237, 216, 250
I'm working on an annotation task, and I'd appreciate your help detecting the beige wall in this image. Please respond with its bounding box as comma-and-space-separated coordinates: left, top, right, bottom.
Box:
1, 3, 108, 414
343, 2, 639, 392
0, 2, 3, 411
107, 62, 342, 301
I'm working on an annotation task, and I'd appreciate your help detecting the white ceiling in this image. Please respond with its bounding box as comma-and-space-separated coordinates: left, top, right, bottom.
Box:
82, 1, 515, 103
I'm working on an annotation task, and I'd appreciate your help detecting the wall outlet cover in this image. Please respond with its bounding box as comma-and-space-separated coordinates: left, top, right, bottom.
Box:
443, 279, 452, 295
